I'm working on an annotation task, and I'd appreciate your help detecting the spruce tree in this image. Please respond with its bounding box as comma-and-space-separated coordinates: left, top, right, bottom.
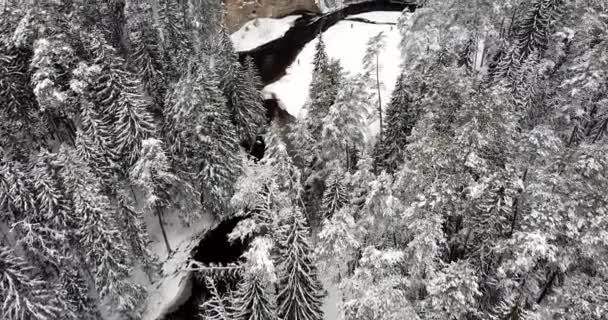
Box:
276, 210, 325, 320
130, 138, 178, 255
305, 36, 341, 140
127, 1, 167, 111
157, 0, 192, 71
321, 167, 347, 219
83, 32, 157, 168
0, 246, 62, 320
375, 73, 419, 173
215, 30, 267, 144
233, 237, 277, 320
200, 276, 234, 320
164, 64, 241, 217
56, 145, 144, 315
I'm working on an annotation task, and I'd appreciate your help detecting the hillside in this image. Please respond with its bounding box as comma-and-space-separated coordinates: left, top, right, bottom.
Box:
1, 1, 608, 320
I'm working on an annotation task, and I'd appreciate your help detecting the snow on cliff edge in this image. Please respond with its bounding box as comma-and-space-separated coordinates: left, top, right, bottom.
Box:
231, 15, 301, 52
263, 11, 404, 132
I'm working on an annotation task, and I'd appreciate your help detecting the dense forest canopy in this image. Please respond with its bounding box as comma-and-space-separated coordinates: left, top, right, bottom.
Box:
1, 0, 607, 319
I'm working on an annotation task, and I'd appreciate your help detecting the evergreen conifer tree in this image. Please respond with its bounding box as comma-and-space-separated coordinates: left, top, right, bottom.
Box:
321, 168, 348, 219
375, 73, 420, 173
0, 246, 62, 320
56, 145, 144, 315
130, 138, 178, 255
200, 276, 234, 320
164, 65, 241, 217
276, 210, 325, 320
305, 36, 341, 140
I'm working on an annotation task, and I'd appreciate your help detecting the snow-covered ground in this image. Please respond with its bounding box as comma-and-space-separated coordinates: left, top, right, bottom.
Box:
142, 211, 215, 320
231, 15, 301, 52
263, 11, 405, 132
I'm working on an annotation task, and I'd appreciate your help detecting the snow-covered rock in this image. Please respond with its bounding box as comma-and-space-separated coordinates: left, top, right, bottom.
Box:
231, 15, 301, 52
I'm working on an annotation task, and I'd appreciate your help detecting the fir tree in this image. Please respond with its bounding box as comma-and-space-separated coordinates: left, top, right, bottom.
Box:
200, 276, 234, 320
375, 73, 420, 173
276, 210, 325, 320
56, 145, 144, 316
305, 36, 341, 140
130, 138, 178, 255
83, 33, 157, 168
164, 64, 241, 217
321, 75, 370, 166
0, 246, 62, 320
127, 2, 167, 111
321, 168, 347, 219
157, 0, 192, 71
232, 237, 277, 320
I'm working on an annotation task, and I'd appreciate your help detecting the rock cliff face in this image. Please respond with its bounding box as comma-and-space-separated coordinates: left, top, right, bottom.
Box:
224, 0, 320, 31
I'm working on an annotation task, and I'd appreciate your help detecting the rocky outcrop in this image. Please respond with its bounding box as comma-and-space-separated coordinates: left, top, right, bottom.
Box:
224, 0, 320, 31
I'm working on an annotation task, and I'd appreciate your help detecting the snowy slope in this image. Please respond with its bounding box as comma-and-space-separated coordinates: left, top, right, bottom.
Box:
231, 15, 301, 52
263, 11, 404, 128
142, 212, 214, 320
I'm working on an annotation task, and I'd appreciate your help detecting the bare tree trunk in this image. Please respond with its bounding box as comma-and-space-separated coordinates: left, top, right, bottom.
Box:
156, 206, 172, 255
376, 53, 383, 143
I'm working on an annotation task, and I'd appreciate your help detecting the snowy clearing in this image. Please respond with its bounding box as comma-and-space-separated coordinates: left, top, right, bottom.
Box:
263, 11, 405, 134
231, 15, 301, 52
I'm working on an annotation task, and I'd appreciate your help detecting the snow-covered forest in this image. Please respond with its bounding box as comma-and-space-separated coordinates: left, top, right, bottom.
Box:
1, 0, 608, 319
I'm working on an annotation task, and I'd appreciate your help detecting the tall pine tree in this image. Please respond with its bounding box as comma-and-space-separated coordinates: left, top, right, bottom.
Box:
276, 209, 325, 320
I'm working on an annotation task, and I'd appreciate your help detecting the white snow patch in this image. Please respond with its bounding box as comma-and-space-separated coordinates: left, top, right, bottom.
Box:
263, 11, 405, 137
322, 278, 342, 320
348, 11, 402, 24
231, 15, 301, 52
142, 211, 215, 320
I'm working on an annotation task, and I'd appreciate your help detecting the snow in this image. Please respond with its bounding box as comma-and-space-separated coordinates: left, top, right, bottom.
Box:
231, 15, 301, 52
322, 279, 342, 320
348, 11, 403, 24
142, 211, 215, 320
263, 11, 405, 136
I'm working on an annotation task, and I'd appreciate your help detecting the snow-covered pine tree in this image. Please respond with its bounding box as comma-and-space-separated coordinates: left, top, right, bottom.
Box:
233, 237, 277, 320
164, 64, 241, 217
305, 36, 341, 140
321, 75, 370, 166
83, 32, 157, 168
374, 72, 420, 173
130, 138, 178, 255
60, 268, 101, 320
276, 209, 325, 320
312, 34, 329, 75
56, 145, 145, 316
116, 189, 157, 280
286, 119, 317, 167
215, 30, 267, 144
126, 1, 167, 111
321, 167, 347, 219
200, 276, 234, 320
0, 42, 47, 159
0, 160, 35, 241
12, 150, 74, 275
74, 95, 118, 186
0, 246, 62, 320
158, 0, 192, 71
